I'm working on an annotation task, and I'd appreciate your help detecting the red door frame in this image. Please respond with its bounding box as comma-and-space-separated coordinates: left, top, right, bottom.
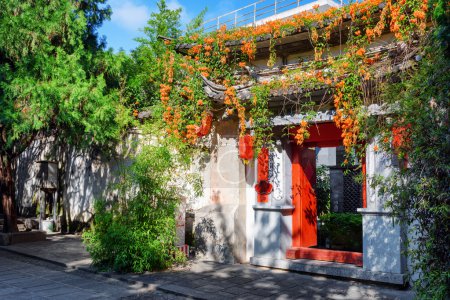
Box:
287, 122, 366, 266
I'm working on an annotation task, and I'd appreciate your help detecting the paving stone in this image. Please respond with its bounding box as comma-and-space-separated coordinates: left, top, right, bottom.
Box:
0, 269, 28, 277
38, 273, 75, 282
214, 291, 237, 298
243, 279, 281, 289
0, 286, 24, 296
197, 277, 219, 285
173, 279, 205, 289
29, 282, 69, 292
222, 286, 250, 295
226, 276, 257, 284
173, 272, 208, 281
236, 293, 266, 300
197, 284, 225, 293
202, 271, 237, 280
0, 291, 45, 300
85, 283, 131, 294
133, 276, 173, 286
273, 279, 301, 288
263, 293, 298, 300
207, 279, 237, 289
0, 273, 29, 282
40, 270, 69, 278
14, 278, 55, 288
244, 288, 281, 297
52, 291, 101, 300
74, 280, 117, 291
57, 276, 96, 285
0, 265, 13, 272
0, 276, 37, 285
34, 286, 83, 297
158, 284, 211, 299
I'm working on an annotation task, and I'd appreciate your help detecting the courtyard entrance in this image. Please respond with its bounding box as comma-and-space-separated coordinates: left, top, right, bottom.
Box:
287, 122, 366, 266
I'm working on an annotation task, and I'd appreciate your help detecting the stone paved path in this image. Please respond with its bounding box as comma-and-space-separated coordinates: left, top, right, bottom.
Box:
0, 251, 180, 299
1, 234, 93, 269
1, 235, 415, 299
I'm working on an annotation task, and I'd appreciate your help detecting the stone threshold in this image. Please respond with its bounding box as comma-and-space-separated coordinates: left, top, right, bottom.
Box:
250, 256, 406, 286
286, 247, 363, 266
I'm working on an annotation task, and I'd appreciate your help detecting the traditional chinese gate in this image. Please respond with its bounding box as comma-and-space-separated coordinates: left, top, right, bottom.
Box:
286, 122, 365, 266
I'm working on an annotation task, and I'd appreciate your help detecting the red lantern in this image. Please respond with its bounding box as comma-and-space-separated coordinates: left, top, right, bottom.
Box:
255, 147, 271, 202
239, 134, 254, 161
257, 147, 269, 180
196, 112, 213, 137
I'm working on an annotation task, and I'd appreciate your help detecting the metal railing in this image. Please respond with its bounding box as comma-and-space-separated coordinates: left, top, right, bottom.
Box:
202, 0, 343, 32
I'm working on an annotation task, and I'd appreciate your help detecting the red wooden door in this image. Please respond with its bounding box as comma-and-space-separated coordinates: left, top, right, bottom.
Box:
299, 148, 317, 247
292, 146, 317, 248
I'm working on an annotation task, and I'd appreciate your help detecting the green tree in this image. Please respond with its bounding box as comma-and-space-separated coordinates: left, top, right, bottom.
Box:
129, 0, 183, 109
376, 1, 450, 297
126, 0, 207, 121
81, 0, 208, 272
0, 0, 126, 232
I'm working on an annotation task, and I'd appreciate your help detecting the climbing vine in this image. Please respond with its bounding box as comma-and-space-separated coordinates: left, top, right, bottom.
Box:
158, 0, 429, 158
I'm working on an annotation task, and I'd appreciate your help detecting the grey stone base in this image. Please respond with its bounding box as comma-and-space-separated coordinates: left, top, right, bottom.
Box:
250, 256, 406, 286
0, 231, 46, 246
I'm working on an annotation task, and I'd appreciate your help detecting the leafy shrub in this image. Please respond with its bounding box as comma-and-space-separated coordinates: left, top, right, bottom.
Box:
82, 145, 186, 272
319, 212, 362, 252
316, 165, 331, 216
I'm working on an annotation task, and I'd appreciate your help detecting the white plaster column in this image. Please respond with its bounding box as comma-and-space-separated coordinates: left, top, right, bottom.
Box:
245, 159, 257, 261
358, 138, 406, 275
252, 138, 293, 259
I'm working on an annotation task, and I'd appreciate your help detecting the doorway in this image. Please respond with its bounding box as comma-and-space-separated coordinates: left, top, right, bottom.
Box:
287, 122, 366, 266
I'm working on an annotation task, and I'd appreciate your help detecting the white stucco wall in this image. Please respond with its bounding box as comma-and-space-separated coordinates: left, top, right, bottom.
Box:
15, 134, 139, 222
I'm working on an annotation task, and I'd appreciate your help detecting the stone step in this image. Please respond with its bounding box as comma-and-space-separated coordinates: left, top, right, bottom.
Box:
0, 230, 46, 245
250, 256, 406, 286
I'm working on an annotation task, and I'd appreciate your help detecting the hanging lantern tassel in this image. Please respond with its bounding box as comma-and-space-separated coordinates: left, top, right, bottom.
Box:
255, 180, 273, 196
239, 134, 254, 163
196, 111, 213, 137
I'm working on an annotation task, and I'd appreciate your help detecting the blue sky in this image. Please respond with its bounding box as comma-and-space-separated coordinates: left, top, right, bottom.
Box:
98, 0, 260, 52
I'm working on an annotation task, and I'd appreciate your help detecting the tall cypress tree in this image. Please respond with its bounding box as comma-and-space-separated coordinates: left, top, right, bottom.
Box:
0, 0, 123, 232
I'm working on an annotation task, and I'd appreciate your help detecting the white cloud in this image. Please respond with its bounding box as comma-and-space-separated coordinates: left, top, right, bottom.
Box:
110, 0, 150, 31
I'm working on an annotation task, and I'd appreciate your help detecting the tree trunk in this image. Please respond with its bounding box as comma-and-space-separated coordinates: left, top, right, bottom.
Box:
0, 155, 18, 233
